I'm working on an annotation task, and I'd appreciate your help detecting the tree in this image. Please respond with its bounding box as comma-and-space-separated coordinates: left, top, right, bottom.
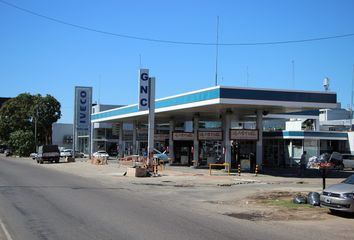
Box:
8, 130, 34, 157
0, 93, 34, 141
0, 93, 61, 149
31, 94, 61, 145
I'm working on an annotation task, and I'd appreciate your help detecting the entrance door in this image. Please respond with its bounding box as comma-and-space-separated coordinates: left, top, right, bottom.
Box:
174, 141, 193, 166
231, 140, 256, 171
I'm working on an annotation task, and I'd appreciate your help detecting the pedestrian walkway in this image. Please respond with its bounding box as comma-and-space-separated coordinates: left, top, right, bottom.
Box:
34, 157, 350, 188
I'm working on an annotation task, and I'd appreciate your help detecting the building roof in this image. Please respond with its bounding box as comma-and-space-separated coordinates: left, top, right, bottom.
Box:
92, 86, 337, 123
264, 131, 348, 140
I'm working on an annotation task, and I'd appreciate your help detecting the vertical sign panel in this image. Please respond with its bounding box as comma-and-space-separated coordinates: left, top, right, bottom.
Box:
74, 87, 92, 131
138, 69, 149, 111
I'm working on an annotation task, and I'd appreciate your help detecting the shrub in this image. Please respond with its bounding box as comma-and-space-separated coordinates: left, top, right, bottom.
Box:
9, 130, 35, 157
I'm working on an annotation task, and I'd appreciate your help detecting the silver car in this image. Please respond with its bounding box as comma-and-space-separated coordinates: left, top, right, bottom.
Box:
320, 174, 354, 213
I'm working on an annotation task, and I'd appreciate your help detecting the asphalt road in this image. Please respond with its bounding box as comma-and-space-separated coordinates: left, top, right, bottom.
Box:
0, 157, 350, 240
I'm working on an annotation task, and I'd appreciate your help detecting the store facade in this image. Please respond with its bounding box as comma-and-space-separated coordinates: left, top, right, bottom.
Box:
263, 131, 349, 167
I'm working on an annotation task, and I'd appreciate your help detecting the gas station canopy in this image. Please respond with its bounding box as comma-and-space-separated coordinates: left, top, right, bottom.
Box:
91, 86, 337, 123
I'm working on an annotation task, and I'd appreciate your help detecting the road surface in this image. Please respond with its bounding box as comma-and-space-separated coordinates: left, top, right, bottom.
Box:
0, 157, 351, 240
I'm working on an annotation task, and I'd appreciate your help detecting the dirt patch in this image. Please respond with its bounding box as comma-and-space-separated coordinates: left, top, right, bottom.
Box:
132, 183, 166, 186
225, 212, 265, 221
226, 208, 328, 221
224, 191, 330, 221
174, 184, 195, 188
131, 182, 195, 188
248, 191, 294, 201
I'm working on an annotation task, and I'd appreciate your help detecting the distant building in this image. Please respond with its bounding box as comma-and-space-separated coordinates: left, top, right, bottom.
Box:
52, 103, 123, 154
52, 123, 73, 150
263, 105, 353, 166
91, 103, 124, 154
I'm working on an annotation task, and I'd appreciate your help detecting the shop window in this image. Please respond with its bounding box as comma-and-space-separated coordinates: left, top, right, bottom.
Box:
199, 121, 221, 129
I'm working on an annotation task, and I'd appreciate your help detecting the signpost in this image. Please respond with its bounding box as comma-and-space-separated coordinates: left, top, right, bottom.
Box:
319, 163, 334, 189
138, 69, 155, 166
73, 86, 92, 160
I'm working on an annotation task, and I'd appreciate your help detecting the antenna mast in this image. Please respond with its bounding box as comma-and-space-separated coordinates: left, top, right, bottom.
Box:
292, 60, 295, 89
215, 16, 219, 86
98, 74, 101, 105
246, 66, 249, 87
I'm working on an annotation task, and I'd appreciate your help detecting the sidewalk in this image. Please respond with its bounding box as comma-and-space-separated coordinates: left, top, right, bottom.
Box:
39, 158, 348, 189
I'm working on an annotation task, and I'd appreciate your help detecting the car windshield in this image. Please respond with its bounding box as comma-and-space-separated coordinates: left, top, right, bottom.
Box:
342, 175, 354, 185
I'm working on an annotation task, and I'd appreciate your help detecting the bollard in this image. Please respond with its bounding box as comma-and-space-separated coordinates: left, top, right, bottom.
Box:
153, 164, 158, 175
255, 164, 258, 176
159, 160, 164, 171
238, 164, 241, 176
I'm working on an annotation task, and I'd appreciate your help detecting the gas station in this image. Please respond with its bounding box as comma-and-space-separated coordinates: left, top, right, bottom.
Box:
91, 70, 337, 170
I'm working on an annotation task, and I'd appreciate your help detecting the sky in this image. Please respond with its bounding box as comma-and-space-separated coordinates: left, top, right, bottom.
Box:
0, 0, 354, 123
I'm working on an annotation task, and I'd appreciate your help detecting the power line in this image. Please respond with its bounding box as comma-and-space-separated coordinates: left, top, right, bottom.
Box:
1, 0, 354, 46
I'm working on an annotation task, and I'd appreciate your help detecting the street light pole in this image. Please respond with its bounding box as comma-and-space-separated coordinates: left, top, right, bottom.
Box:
34, 108, 38, 152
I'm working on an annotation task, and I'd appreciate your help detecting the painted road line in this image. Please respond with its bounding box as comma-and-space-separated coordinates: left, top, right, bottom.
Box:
0, 218, 14, 240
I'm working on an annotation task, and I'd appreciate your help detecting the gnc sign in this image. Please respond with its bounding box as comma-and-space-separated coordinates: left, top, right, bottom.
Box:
138, 69, 149, 111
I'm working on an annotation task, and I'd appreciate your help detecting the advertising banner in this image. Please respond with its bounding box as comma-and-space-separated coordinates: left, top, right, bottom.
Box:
230, 129, 258, 140
173, 132, 194, 141
198, 131, 223, 141
154, 134, 169, 141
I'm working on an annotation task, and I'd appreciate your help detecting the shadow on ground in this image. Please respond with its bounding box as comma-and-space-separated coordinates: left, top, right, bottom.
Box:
261, 167, 354, 179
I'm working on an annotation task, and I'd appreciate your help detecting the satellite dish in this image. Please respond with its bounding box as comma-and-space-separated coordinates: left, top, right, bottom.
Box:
323, 77, 330, 91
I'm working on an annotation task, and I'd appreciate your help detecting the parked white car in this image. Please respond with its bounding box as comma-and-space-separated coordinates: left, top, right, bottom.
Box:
93, 150, 109, 158
342, 154, 354, 170
30, 152, 37, 160
320, 174, 354, 213
60, 149, 73, 158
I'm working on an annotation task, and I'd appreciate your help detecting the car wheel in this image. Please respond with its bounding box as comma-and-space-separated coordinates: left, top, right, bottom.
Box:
352, 168, 354, 171
55, 159, 59, 163
39, 160, 43, 164
339, 164, 344, 170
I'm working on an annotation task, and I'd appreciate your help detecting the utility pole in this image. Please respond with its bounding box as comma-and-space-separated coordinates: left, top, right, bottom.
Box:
351, 64, 354, 131
215, 16, 219, 86
34, 107, 38, 152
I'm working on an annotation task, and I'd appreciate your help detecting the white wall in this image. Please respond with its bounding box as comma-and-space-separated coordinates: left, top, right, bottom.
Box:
285, 120, 302, 131
348, 132, 354, 155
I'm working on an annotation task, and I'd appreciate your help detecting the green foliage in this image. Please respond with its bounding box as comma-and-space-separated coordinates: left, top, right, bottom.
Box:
31, 94, 61, 144
265, 199, 312, 209
9, 130, 35, 157
0, 93, 34, 141
0, 93, 61, 152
